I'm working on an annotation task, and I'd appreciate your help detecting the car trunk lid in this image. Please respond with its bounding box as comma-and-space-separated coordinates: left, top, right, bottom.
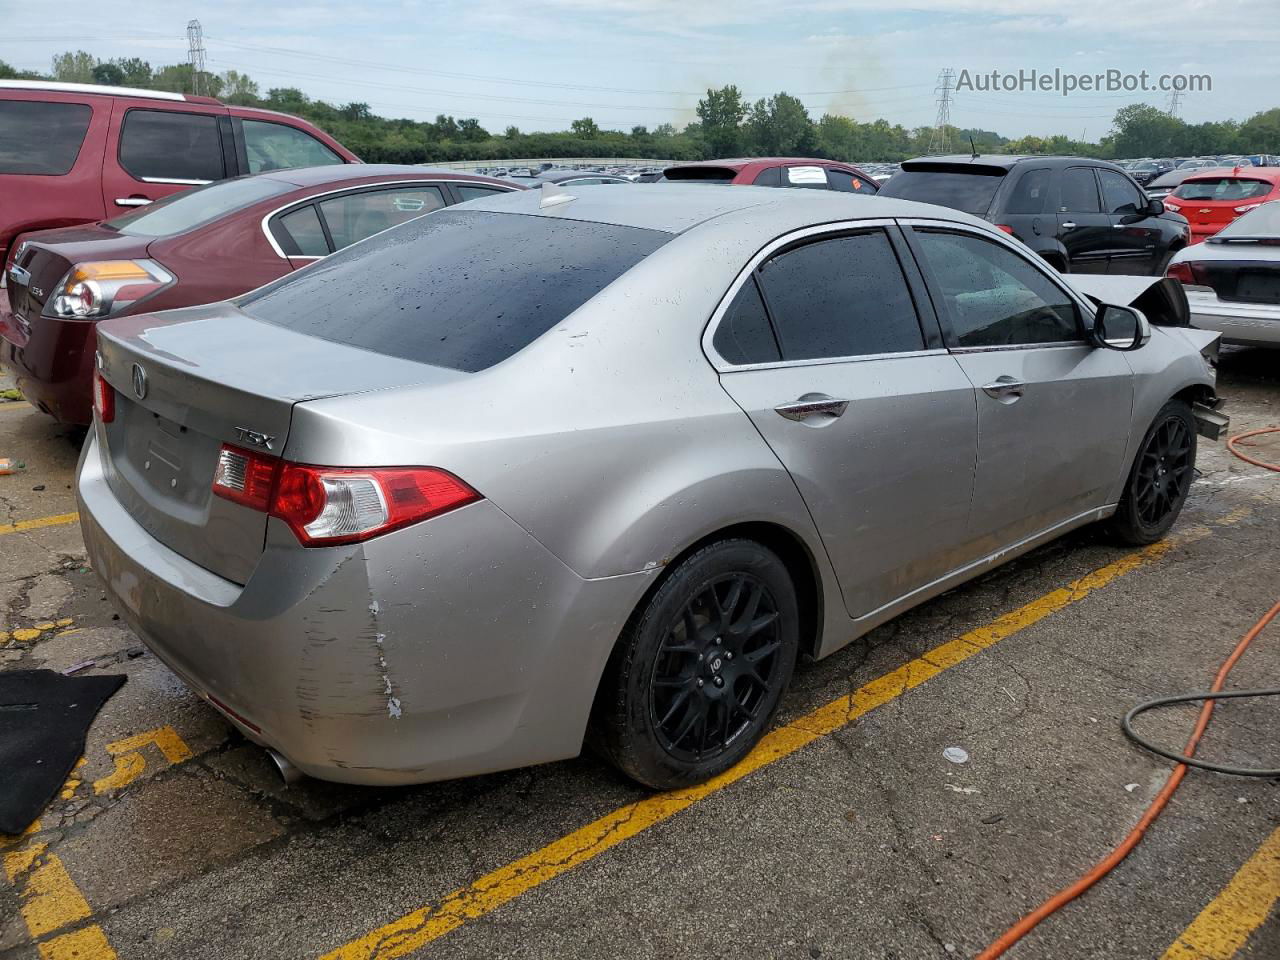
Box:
94, 303, 451, 584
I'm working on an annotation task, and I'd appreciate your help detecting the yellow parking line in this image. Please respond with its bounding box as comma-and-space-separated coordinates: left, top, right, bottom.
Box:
0, 512, 80, 537
2, 836, 117, 960
322, 531, 1200, 960
1161, 825, 1280, 960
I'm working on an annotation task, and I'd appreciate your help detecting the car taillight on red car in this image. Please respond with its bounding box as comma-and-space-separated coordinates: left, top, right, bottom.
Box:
1166, 261, 1209, 286
92, 371, 115, 423
994, 224, 1016, 235
211, 445, 480, 546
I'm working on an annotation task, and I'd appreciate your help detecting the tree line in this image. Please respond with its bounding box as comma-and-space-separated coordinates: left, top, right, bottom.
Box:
4, 53, 1279, 163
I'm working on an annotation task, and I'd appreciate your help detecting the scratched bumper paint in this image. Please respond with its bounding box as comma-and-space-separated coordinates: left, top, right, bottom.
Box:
76, 430, 648, 786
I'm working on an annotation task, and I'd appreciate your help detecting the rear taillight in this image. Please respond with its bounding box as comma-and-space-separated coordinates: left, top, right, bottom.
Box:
1167, 261, 1209, 286
211, 445, 480, 546
92, 371, 115, 423
45, 259, 174, 319
995, 224, 1016, 235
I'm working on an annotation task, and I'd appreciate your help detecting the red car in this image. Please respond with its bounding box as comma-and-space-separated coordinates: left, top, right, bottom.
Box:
661, 157, 879, 193
0, 79, 360, 268
1161, 166, 1280, 243
1, 166, 518, 424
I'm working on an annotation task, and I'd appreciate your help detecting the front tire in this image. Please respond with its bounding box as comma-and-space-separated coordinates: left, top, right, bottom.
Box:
1110, 400, 1197, 545
590, 539, 800, 790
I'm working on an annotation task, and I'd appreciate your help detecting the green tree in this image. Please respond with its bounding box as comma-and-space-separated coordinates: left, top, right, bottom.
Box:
112, 57, 152, 87
458, 118, 489, 142
51, 50, 96, 83
504, 126, 521, 139
1109, 103, 1186, 157
1237, 109, 1280, 154
91, 62, 125, 86
220, 70, 260, 105
571, 117, 600, 138
695, 85, 746, 157
745, 93, 815, 155
816, 113, 858, 160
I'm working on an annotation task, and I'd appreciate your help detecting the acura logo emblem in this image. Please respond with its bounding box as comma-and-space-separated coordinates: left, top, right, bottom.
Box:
131, 363, 148, 400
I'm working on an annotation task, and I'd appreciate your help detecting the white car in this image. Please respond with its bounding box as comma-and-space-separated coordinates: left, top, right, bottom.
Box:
1168, 201, 1280, 347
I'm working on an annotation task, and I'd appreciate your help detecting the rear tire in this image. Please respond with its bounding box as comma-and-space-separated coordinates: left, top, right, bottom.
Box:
1109, 400, 1197, 545
590, 539, 799, 790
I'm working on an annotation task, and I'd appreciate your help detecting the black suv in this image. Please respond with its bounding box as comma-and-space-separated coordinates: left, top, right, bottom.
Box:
879, 155, 1191, 275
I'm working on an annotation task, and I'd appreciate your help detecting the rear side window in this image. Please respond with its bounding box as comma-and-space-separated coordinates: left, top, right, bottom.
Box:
1172, 177, 1275, 202
783, 166, 829, 189
239, 211, 672, 372
119, 109, 224, 182
756, 231, 924, 360
713, 279, 780, 364
879, 168, 1004, 215
827, 169, 876, 194
1005, 169, 1051, 214
241, 119, 341, 173
0, 101, 92, 176
663, 166, 737, 185
456, 185, 505, 201
276, 205, 328, 256
318, 186, 445, 251
104, 176, 293, 237
1060, 167, 1101, 213
752, 167, 781, 187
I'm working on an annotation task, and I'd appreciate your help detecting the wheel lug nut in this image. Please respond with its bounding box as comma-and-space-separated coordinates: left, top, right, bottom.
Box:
714, 637, 722, 645
714, 677, 724, 687
696, 678, 704, 688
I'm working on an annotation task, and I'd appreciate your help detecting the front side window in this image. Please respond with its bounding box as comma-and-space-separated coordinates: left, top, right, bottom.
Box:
241, 119, 341, 174
826, 169, 876, 194
119, 109, 224, 182
456, 185, 506, 201
0, 101, 92, 176
318, 186, 446, 251
752, 167, 781, 187
783, 166, 829, 190
1059, 167, 1101, 213
756, 230, 924, 361
1099, 170, 1146, 215
913, 230, 1080, 348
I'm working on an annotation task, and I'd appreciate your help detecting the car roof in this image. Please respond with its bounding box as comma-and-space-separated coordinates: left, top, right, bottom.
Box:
902, 154, 1128, 172
457, 181, 987, 235
668, 157, 854, 171
1181, 166, 1280, 183
0, 79, 217, 105
255, 164, 514, 188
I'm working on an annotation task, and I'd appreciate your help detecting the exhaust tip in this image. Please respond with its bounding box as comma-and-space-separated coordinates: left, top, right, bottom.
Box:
267, 748, 302, 785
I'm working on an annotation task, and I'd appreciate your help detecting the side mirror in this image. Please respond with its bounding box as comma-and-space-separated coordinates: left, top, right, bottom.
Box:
1147, 198, 1165, 216
1091, 303, 1152, 351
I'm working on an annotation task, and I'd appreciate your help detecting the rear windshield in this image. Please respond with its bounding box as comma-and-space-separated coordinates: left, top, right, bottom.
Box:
0, 100, 93, 176
1211, 201, 1280, 241
103, 177, 295, 237
1172, 178, 1275, 202
663, 166, 737, 184
238, 210, 672, 372
878, 167, 1005, 215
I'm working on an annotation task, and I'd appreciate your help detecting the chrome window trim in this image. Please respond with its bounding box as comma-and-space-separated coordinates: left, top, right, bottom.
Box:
259, 179, 518, 259
895, 216, 1098, 348
701, 217, 928, 372
140, 176, 212, 185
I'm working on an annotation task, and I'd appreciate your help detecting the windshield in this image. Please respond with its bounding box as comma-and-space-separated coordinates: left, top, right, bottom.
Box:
1172, 177, 1276, 202
104, 177, 295, 237
878, 167, 1005, 215
1211, 200, 1280, 240
239, 210, 672, 372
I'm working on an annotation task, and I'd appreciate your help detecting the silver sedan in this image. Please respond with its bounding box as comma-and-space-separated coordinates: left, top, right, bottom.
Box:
79, 185, 1225, 789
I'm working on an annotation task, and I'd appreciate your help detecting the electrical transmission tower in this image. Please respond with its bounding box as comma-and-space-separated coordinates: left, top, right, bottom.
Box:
186, 19, 207, 97
929, 68, 955, 155
1167, 87, 1183, 118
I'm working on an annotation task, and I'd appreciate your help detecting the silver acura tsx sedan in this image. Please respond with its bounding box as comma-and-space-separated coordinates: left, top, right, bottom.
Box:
78, 184, 1225, 789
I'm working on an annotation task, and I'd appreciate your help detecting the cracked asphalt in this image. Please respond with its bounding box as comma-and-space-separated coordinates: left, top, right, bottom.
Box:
2, 347, 1279, 960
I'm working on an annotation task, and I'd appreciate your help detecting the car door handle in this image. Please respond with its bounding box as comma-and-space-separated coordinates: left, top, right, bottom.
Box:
1061, 221, 1077, 230
774, 394, 850, 422
114, 197, 152, 207
981, 376, 1026, 402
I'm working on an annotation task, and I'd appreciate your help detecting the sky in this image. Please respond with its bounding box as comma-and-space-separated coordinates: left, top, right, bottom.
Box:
4, 0, 1279, 140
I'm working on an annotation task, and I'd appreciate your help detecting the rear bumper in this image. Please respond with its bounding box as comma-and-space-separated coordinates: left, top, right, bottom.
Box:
77, 428, 649, 785
1186, 290, 1280, 347
0, 304, 96, 424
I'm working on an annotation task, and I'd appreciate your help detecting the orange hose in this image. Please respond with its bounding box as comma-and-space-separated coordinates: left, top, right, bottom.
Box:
1226, 427, 1280, 473
977, 597, 1280, 960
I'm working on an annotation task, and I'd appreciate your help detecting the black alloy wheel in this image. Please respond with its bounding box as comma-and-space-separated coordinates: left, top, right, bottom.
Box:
1111, 399, 1197, 545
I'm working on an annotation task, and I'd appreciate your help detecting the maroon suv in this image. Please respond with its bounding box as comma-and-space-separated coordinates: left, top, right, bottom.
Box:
0, 80, 360, 268
1, 166, 518, 424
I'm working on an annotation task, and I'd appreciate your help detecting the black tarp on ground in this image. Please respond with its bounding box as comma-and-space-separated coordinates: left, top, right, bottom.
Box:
0, 669, 126, 835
